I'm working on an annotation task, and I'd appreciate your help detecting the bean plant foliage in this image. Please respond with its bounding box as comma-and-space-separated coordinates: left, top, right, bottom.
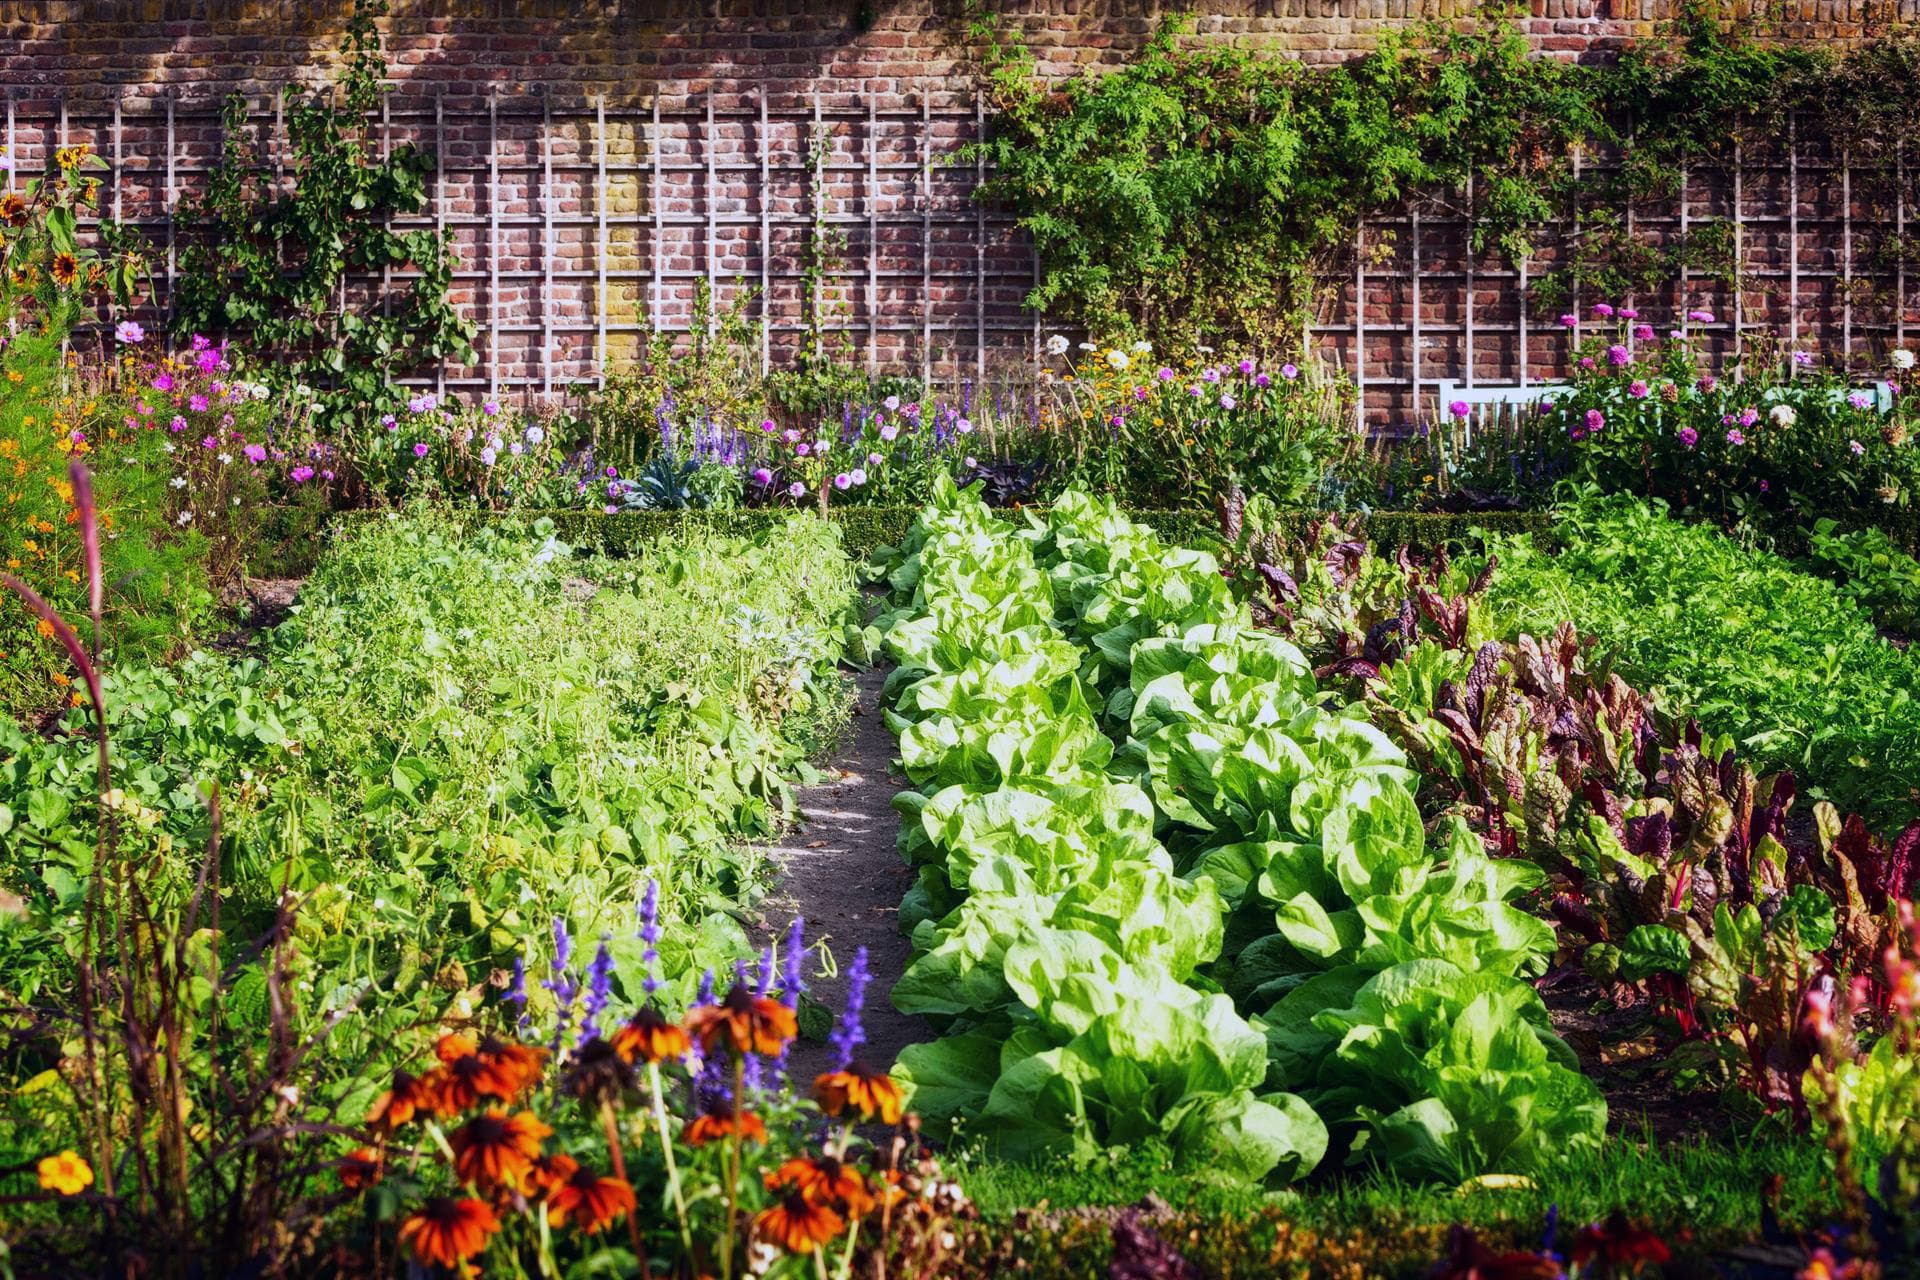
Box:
170, 0, 476, 451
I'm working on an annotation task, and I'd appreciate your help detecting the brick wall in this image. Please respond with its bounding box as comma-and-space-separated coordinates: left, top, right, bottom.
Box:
6, 1, 1911, 421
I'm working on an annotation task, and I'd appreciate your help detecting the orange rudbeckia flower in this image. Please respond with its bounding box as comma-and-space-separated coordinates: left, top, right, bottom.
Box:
337, 1147, 383, 1191
814, 1063, 905, 1124
684, 985, 797, 1057
366, 1069, 437, 1131
526, 1152, 581, 1198
765, 1155, 875, 1216
448, 1109, 552, 1191
755, 1190, 845, 1254
612, 1006, 692, 1064
431, 1033, 547, 1112
684, 1100, 767, 1147
399, 1196, 500, 1269
548, 1166, 637, 1234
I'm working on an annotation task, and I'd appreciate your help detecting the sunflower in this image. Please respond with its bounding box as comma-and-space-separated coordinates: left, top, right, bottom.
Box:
366, 1068, 436, 1131
337, 1147, 383, 1191
49, 253, 78, 286
612, 1006, 691, 1064
755, 1190, 845, 1254
398, 1197, 500, 1269
764, 1156, 875, 1216
684, 1099, 767, 1147
547, 1166, 636, 1234
814, 1063, 905, 1124
448, 1108, 551, 1191
684, 984, 797, 1056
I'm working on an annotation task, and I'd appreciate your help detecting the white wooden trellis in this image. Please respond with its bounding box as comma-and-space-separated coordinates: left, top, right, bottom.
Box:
22, 87, 1907, 419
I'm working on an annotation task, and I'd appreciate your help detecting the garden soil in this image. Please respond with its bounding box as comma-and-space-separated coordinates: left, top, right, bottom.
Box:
756, 662, 930, 1084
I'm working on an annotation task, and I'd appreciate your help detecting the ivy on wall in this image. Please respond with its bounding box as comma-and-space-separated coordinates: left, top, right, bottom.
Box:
965, 8, 1920, 356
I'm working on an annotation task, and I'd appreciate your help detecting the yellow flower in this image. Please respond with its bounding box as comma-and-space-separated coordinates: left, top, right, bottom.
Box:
37, 1150, 93, 1196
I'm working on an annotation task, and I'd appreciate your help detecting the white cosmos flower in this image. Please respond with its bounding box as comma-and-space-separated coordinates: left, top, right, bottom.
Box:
1106, 350, 1130, 371
1894, 349, 1916, 370
1045, 334, 1069, 356
1077, 341, 1097, 352
1770, 404, 1797, 428
1131, 340, 1152, 354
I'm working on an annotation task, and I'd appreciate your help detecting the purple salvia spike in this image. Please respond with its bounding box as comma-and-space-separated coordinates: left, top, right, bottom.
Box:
578, 936, 615, 1045
637, 878, 663, 998
781, 917, 807, 1008
828, 946, 871, 1072
506, 955, 530, 1029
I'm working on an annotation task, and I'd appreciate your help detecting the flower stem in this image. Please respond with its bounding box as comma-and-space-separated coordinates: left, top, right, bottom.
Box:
602, 1098, 653, 1280
648, 1060, 695, 1261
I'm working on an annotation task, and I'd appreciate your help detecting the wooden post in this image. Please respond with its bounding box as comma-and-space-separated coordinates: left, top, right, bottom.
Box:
488, 90, 500, 400
705, 91, 718, 339
920, 93, 932, 389
1353, 223, 1365, 431
542, 91, 555, 399
758, 87, 771, 375
1409, 199, 1421, 412
596, 93, 608, 385
650, 93, 662, 346
1733, 137, 1745, 372
974, 94, 985, 381
1842, 146, 1853, 363
1464, 173, 1476, 388
435, 91, 446, 399
866, 93, 878, 373
1789, 112, 1800, 359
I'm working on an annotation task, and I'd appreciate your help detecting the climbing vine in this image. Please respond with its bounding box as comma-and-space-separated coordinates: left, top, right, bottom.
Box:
965, 7, 1920, 355
171, 0, 475, 446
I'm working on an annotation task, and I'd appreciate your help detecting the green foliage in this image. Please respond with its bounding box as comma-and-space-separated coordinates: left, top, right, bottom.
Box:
170, 0, 476, 457
1801, 517, 1920, 633
0, 510, 856, 1122
1474, 491, 1920, 825
969, 12, 1920, 354
877, 480, 1600, 1183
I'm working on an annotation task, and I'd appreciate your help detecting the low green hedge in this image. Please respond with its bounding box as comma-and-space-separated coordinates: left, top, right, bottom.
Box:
286, 506, 1554, 570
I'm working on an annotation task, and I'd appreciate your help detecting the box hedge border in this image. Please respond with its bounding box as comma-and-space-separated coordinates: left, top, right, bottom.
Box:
292, 506, 1556, 570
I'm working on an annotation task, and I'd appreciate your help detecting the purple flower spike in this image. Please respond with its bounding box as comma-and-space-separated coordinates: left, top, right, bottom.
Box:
829, 947, 872, 1071
506, 955, 530, 1029
578, 936, 615, 1045
637, 879, 663, 997
781, 917, 807, 1008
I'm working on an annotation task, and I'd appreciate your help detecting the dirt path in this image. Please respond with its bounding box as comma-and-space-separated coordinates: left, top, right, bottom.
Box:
758, 662, 930, 1083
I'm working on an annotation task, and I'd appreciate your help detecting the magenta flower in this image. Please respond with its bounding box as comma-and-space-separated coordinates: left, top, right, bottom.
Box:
1593, 303, 1615, 318
1156, 366, 1176, 381
412, 441, 430, 457
1678, 426, 1699, 448
115, 320, 145, 344
1793, 351, 1814, 367
787, 481, 805, 498
1697, 376, 1717, 394
1739, 406, 1758, 427
1727, 428, 1746, 445
1606, 345, 1630, 367
1558, 313, 1577, 328
1579, 357, 1596, 370
1281, 363, 1299, 380
1585, 408, 1606, 432
1850, 439, 1866, 455
152, 372, 174, 392
1237, 358, 1255, 375
1628, 380, 1649, 399
1219, 394, 1236, 410
1254, 373, 1270, 388
289, 465, 315, 483
1632, 324, 1655, 342
1448, 400, 1470, 419
1619, 308, 1639, 320
1848, 391, 1873, 411
1687, 309, 1715, 323
833, 472, 851, 490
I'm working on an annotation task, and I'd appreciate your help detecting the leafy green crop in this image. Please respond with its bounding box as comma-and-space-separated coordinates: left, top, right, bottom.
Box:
1474, 492, 1920, 826
878, 478, 1604, 1184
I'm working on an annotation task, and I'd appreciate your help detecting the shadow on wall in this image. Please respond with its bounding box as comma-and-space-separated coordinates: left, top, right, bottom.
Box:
27, 1, 991, 100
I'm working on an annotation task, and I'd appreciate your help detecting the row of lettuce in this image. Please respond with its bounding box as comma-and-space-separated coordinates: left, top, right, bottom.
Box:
868, 479, 1604, 1183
